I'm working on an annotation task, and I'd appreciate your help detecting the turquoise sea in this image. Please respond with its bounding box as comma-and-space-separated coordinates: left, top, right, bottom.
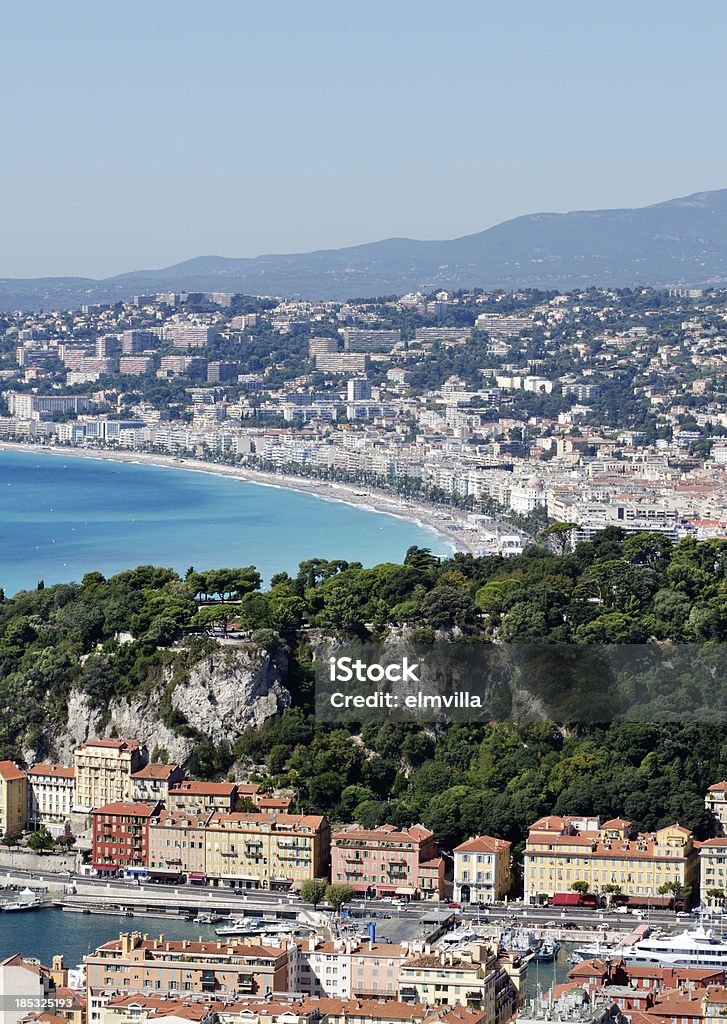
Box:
0, 448, 450, 597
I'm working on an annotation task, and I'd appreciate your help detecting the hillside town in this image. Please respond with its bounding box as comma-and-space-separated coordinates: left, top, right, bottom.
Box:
5, 737, 727, 1023
7, 738, 727, 904
0, 285, 726, 553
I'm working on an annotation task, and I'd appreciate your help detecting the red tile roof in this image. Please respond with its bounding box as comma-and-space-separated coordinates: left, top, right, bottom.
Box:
454, 835, 511, 854
27, 763, 75, 778
333, 823, 433, 844
130, 764, 180, 780
169, 781, 235, 796
92, 801, 160, 817
77, 738, 141, 751
0, 760, 27, 782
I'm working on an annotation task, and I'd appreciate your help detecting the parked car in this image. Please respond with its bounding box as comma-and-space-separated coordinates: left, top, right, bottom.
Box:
447, 901, 461, 909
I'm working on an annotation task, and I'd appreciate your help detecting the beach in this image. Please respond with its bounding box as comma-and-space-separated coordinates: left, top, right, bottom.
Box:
0, 441, 481, 557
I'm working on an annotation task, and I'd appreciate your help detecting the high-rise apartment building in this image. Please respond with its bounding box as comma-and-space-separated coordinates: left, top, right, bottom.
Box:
73, 738, 147, 813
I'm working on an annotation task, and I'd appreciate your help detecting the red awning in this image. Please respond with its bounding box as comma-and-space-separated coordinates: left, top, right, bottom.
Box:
551, 893, 581, 906
189, 872, 206, 880
377, 885, 400, 892
347, 882, 372, 892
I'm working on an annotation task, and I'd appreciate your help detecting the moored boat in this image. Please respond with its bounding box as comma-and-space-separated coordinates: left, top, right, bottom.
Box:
574, 926, 727, 968
535, 937, 561, 961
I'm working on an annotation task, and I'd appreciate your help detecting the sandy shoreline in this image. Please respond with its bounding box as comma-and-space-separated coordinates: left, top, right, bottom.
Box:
0, 441, 480, 556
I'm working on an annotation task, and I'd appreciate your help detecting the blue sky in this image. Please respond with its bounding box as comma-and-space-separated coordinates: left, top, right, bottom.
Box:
2, 0, 726, 278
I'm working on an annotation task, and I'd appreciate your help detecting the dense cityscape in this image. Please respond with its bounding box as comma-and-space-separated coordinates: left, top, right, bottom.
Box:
1, 285, 726, 556
0, 284, 726, 1022
4, 734, 727, 1023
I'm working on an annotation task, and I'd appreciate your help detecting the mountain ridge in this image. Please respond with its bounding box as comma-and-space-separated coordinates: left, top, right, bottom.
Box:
4, 188, 727, 309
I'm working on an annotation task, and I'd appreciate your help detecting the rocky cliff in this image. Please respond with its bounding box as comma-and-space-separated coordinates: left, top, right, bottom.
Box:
46, 642, 291, 765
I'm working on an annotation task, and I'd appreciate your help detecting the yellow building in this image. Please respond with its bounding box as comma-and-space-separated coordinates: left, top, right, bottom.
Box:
523, 815, 698, 903
398, 944, 521, 1023
700, 838, 727, 905
167, 779, 236, 814
454, 836, 511, 904
73, 738, 146, 813
0, 760, 28, 837
204, 811, 330, 891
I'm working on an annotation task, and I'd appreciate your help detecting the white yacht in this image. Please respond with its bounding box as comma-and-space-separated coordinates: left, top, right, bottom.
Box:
574, 926, 727, 968
215, 917, 261, 936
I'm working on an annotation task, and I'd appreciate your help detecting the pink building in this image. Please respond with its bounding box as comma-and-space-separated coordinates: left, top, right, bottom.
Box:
331, 824, 443, 899
147, 810, 212, 883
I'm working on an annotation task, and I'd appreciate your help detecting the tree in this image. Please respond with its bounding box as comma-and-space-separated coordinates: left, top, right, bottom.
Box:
325, 883, 355, 913
419, 585, 476, 629
193, 604, 235, 635
658, 881, 692, 905
541, 522, 577, 555
300, 878, 328, 909
707, 887, 725, 904
232, 796, 257, 813
571, 880, 590, 894
27, 827, 55, 853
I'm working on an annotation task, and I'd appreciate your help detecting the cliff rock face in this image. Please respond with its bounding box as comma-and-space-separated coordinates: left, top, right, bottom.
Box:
51, 643, 291, 764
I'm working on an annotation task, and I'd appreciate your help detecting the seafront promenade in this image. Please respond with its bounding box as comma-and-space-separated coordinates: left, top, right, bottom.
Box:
0, 864, 668, 943
0, 440, 505, 557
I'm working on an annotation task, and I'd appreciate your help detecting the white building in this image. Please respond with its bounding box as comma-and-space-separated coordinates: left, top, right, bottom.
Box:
706, 782, 727, 836
699, 838, 727, 905
0, 954, 56, 1024
26, 763, 75, 836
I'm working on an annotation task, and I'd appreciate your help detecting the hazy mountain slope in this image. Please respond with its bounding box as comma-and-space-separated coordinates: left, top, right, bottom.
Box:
3, 189, 727, 309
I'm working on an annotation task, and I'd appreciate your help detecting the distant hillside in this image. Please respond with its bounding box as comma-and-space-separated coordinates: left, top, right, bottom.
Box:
3, 188, 727, 309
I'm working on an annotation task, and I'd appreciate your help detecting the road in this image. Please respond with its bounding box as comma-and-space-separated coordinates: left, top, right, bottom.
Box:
1, 865, 701, 933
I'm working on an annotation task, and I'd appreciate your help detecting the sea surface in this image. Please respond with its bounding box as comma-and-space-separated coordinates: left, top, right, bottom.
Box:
0, 905, 572, 996
0, 449, 450, 596
0, 905, 223, 967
